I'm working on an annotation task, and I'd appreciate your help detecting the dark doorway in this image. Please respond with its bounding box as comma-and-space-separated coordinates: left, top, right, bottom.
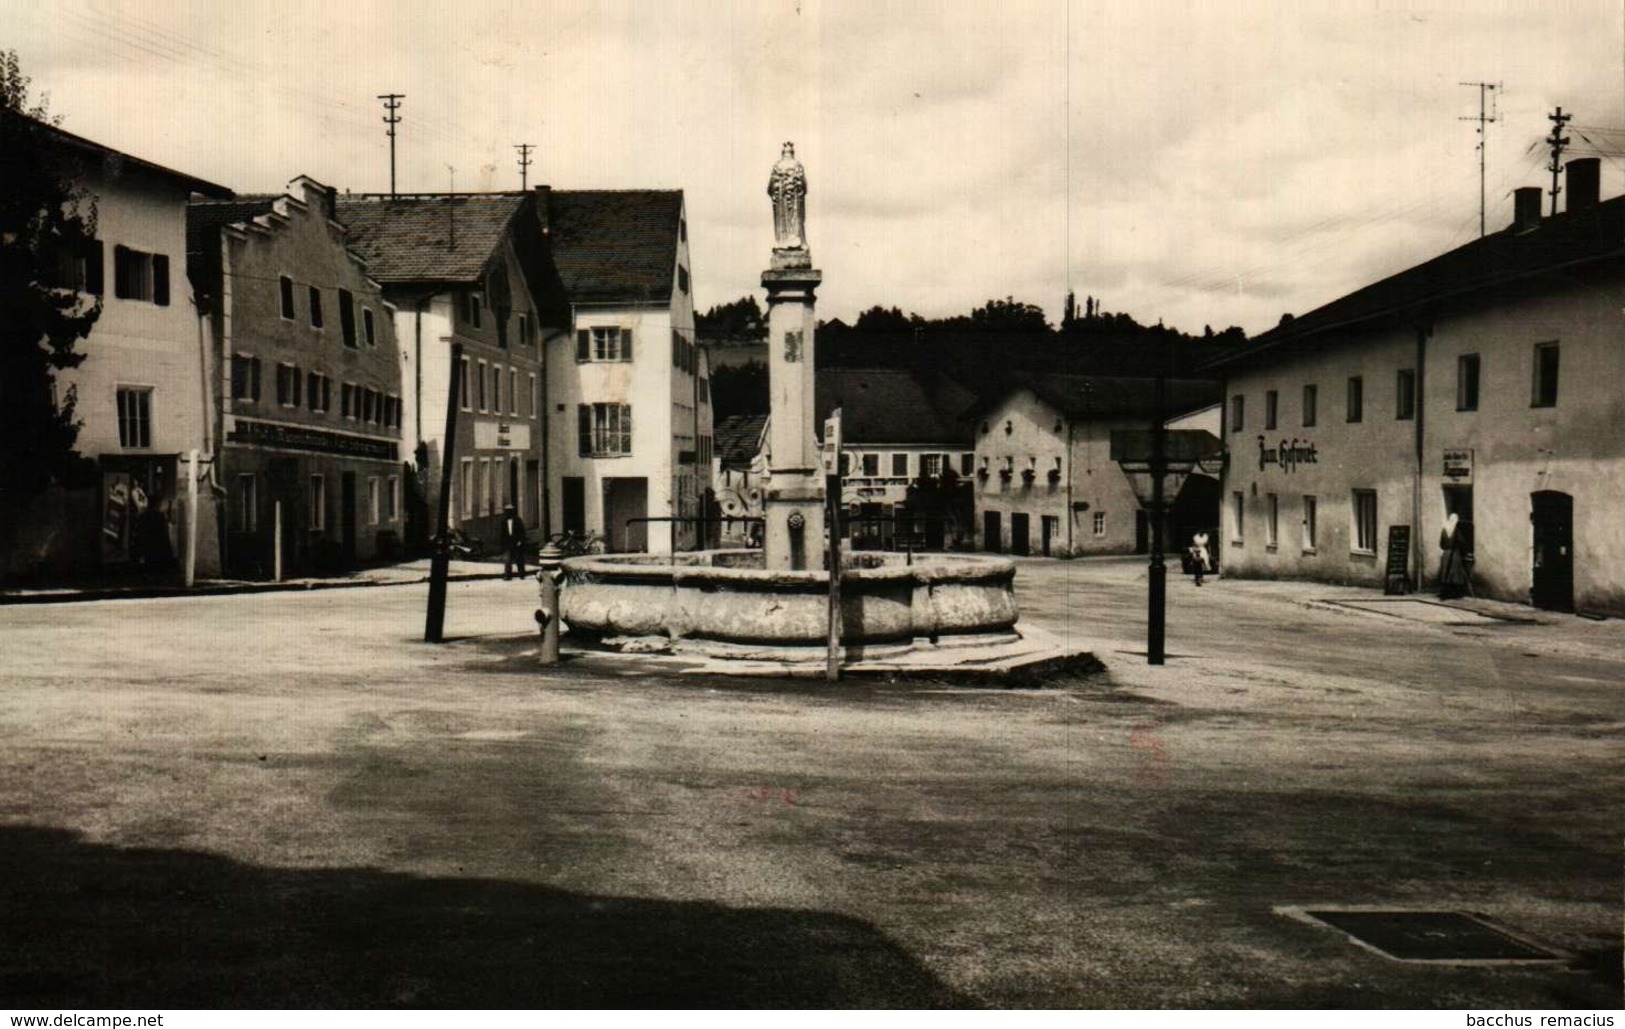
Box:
1010, 512, 1030, 556
340, 472, 357, 568
1135, 509, 1149, 554
603, 477, 648, 553
525, 460, 540, 526
1040, 515, 1057, 556
1530, 490, 1573, 612
1170, 474, 1222, 557
982, 511, 1002, 553
562, 477, 585, 535
507, 458, 519, 510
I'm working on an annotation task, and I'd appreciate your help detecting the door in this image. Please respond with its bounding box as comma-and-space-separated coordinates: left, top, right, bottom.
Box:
1041, 515, 1057, 557
340, 472, 357, 568
508, 457, 519, 510
1010, 512, 1030, 556
562, 477, 585, 535
525, 460, 540, 525
1530, 490, 1573, 612
982, 511, 1002, 553
603, 477, 648, 553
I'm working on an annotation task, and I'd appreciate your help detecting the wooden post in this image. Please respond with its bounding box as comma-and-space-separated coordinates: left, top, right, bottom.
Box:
826, 472, 841, 682
273, 501, 283, 582
425, 342, 464, 643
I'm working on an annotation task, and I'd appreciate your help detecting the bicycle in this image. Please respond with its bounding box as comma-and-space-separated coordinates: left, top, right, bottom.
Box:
547, 530, 606, 558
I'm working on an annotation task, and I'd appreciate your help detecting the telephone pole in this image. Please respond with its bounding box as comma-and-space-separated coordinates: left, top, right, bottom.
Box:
1459, 82, 1499, 237
515, 144, 534, 191
1546, 106, 1572, 216
377, 94, 404, 198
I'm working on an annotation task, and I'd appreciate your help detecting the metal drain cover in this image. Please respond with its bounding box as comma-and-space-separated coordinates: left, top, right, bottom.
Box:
1284, 908, 1565, 963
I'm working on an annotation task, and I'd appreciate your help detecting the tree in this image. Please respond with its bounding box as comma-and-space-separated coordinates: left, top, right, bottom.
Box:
0, 50, 101, 508
695, 295, 764, 340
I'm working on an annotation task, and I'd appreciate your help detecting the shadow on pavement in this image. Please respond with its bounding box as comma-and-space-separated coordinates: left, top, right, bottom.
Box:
0, 825, 968, 1009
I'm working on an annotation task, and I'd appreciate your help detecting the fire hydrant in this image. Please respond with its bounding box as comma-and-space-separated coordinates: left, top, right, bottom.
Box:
534, 540, 564, 665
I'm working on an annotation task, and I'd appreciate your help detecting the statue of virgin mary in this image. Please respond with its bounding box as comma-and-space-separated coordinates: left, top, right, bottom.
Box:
767, 142, 808, 250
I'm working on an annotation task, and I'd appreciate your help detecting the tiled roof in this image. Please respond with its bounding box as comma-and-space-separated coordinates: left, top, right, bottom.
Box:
334, 194, 530, 284
185, 197, 278, 267
714, 413, 769, 471
3, 109, 232, 197
964, 373, 1221, 422
815, 368, 978, 446
1207, 194, 1625, 368
546, 190, 683, 304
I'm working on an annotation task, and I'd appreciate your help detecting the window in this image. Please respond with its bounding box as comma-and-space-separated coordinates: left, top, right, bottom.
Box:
861, 453, 880, 476
367, 477, 380, 525
1093, 511, 1106, 537
464, 291, 483, 329
698, 376, 710, 404
1265, 493, 1279, 548
1302, 384, 1317, 427
477, 360, 488, 411
231, 355, 261, 402
459, 355, 471, 410
1456, 354, 1480, 411
113, 246, 168, 305
363, 307, 376, 346
509, 366, 519, 416
1231, 491, 1244, 542
1230, 394, 1245, 433
361, 388, 375, 425
339, 289, 357, 347
1302, 495, 1317, 552
838, 453, 851, 476
518, 313, 531, 348
961, 453, 975, 476
1396, 368, 1416, 420
577, 403, 633, 456
1346, 375, 1363, 423
307, 372, 330, 413
309, 475, 326, 530
460, 459, 475, 517
47, 236, 102, 294
276, 363, 301, 407
1532, 342, 1559, 408
891, 453, 909, 477
308, 286, 323, 328
677, 265, 690, 295
528, 374, 538, 419
484, 457, 496, 514
116, 387, 151, 448
922, 454, 943, 477
1264, 390, 1278, 430
1351, 489, 1378, 553
279, 275, 295, 319
386, 476, 400, 521
234, 474, 256, 532
577, 327, 633, 362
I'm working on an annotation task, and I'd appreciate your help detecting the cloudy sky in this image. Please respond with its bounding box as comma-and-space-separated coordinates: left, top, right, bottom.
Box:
7, 0, 1623, 335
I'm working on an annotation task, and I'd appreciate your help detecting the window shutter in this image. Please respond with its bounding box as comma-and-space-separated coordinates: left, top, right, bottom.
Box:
85, 239, 104, 295
153, 254, 170, 306
622, 328, 633, 362
621, 405, 632, 454
578, 405, 591, 457
576, 329, 589, 361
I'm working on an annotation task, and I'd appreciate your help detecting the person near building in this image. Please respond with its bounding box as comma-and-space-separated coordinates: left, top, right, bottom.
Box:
500, 504, 528, 581
1189, 531, 1212, 586
1438, 513, 1472, 600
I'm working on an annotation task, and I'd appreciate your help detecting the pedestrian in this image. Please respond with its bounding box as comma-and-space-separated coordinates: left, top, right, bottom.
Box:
1189, 531, 1211, 586
135, 493, 177, 579
500, 503, 528, 580
1437, 513, 1471, 599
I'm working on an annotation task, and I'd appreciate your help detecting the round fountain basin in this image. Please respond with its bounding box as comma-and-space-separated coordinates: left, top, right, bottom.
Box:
559, 550, 1018, 645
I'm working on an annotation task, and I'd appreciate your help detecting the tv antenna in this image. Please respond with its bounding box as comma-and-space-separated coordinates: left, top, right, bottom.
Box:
1459, 82, 1499, 237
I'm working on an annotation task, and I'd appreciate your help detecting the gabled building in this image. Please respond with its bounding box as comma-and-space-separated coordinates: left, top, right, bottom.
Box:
188, 177, 403, 577
5, 114, 232, 581
335, 190, 562, 552
712, 412, 769, 545
965, 374, 1222, 556
543, 190, 709, 553
1205, 162, 1625, 615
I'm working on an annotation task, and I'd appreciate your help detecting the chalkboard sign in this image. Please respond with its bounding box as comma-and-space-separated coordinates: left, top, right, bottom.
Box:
1384, 524, 1412, 595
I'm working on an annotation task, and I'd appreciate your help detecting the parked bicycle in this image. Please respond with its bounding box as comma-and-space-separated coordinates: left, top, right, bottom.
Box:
437, 527, 486, 561
547, 530, 606, 558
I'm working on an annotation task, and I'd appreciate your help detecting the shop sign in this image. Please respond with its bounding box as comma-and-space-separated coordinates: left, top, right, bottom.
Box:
229, 419, 397, 461
1257, 435, 1319, 473
473, 421, 532, 450
1442, 448, 1473, 485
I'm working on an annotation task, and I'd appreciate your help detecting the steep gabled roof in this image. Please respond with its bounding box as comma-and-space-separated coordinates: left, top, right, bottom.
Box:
334, 193, 531, 285
2, 109, 232, 198
546, 190, 683, 304
1207, 194, 1625, 368
714, 413, 770, 471
814, 368, 978, 446
962, 373, 1222, 423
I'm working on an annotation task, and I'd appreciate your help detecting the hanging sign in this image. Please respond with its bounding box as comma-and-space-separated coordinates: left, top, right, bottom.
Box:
1442, 448, 1474, 485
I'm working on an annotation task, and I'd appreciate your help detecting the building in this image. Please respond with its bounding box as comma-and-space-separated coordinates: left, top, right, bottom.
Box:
965, 374, 1221, 556
188, 177, 404, 577
543, 190, 709, 554
814, 367, 978, 550
712, 413, 769, 545
1205, 162, 1625, 616
6, 116, 233, 581
335, 190, 560, 553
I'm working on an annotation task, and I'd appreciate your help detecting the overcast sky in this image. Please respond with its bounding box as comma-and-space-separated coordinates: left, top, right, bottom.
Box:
7, 0, 1623, 335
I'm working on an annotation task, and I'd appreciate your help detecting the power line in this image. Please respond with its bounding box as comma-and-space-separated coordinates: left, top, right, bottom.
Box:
515, 143, 534, 191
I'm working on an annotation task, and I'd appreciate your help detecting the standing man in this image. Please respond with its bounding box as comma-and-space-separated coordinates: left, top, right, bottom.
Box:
500, 503, 528, 581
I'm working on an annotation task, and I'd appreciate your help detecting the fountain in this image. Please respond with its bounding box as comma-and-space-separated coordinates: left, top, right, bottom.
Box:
552, 145, 1086, 676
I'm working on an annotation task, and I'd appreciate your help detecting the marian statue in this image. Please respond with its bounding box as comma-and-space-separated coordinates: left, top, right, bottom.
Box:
767, 142, 808, 250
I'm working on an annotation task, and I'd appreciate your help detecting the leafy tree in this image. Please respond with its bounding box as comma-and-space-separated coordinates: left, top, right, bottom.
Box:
709, 360, 768, 421
853, 305, 921, 334
0, 50, 100, 509
695, 295, 764, 340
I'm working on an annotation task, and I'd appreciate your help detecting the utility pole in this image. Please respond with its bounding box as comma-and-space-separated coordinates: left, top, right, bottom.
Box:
378, 93, 404, 198
1459, 82, 1499, 238
1546, 106, 1572, 216
515, 144, 534, 191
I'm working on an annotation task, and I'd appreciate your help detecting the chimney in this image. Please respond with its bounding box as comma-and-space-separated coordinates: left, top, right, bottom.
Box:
1566, 157, 1600, 213
533, 184, 551, 235
1512, 187, 1543, 233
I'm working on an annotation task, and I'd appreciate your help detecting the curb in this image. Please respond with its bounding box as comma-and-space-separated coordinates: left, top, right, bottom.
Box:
0, 569, 512, 606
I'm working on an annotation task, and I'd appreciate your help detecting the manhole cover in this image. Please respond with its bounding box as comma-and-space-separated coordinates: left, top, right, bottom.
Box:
1287, 908, 1564, 963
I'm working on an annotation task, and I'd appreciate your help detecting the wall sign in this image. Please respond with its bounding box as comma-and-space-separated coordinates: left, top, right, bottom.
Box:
1442, 448, 1473, 485
473, 421, 532, 451
1256, 435, 1319, 473
229, 418, 397, 461
1384, 524, 1412, 595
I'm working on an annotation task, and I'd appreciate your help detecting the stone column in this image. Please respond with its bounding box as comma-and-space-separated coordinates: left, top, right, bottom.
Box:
761, 263, 823, 570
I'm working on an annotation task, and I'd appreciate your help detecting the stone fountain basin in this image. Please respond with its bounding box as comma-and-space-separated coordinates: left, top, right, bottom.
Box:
559, 550, 1018, 645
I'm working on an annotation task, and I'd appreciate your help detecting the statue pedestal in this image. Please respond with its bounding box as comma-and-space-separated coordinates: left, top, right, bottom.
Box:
761, 263, 823, 571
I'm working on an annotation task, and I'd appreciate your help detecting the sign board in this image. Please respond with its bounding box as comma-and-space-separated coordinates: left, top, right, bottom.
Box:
1442, 448, 1473, 485
821, 408, 842, 475
1384, 524, 1412, 595
473, 421, 532, 451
